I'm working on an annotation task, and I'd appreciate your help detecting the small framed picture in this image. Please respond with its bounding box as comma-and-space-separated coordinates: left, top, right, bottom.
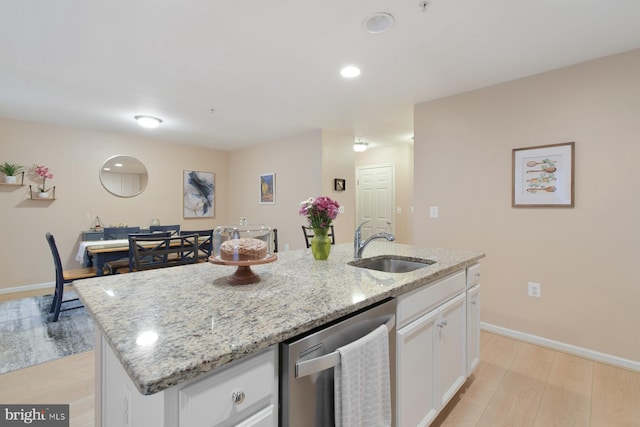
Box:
334, 178, 346, 192
259, 173, 275, 204
512, 142, 575, 207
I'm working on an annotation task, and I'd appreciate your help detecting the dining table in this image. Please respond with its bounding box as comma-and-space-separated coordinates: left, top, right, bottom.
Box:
76, 239, 131, 276
76, 236, 201, 276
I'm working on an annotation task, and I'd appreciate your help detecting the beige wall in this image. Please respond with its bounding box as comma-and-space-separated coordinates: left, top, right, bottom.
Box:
355, 144, 414, 244
227, 129, 356, 251
228, 130, 323, 251
0, 118, 229, 290
321, 129, 356, 244
414, 49, 640, 362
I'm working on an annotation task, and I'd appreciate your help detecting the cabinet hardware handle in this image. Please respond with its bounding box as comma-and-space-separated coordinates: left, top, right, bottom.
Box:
437, 320, 448, 328
232, 391, 245, 404
470, 301, 477, 305
475, 273, 480, 278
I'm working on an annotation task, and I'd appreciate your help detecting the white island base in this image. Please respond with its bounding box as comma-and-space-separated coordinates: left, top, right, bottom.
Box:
96, 336, 278, 427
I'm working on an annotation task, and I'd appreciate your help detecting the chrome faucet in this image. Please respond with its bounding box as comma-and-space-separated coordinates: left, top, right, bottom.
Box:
354, 220, 395, 259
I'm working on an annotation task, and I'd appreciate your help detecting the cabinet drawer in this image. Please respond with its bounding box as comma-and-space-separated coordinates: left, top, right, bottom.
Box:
397, 270, 465, 329
179, 347, 276, 427
466, 263, 481, 287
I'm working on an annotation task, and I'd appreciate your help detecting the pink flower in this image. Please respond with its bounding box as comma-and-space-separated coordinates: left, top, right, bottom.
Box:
299, 196, 341, 229
34, 164, 53, 192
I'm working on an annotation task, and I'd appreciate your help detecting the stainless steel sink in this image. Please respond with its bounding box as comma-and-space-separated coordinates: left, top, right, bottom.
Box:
348, 255, 436, 273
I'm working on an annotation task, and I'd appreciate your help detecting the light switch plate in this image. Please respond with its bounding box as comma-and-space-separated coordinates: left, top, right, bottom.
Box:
430, 206, 439, 218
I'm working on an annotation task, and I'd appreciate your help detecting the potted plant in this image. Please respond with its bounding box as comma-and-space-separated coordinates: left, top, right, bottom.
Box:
0, 161, 25, 184
34, 164, 54, 197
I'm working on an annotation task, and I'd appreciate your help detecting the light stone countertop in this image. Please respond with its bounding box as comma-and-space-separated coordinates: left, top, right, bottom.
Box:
74, 242, 484, 395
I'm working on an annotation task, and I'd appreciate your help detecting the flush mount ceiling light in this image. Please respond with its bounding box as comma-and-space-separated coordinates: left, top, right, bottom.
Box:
134, 115, 163, 129
340, 66, 361, 78
354, 141, 369, 152
363, 12, 395, 34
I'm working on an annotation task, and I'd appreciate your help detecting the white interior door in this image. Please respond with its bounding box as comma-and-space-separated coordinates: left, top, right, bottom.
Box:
356, 164, 394, 239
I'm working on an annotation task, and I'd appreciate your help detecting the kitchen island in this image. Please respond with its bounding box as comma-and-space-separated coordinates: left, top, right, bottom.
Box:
75, 242, 484, 426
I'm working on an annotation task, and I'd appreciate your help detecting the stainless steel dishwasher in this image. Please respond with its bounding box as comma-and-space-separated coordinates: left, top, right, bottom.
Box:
280, 298, 396, 426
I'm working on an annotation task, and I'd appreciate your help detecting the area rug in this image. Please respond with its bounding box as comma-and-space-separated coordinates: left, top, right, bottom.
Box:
0, 291, 95, 374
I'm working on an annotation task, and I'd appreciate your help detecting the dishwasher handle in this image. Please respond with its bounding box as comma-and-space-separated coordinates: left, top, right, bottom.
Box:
294, 316, 395, 378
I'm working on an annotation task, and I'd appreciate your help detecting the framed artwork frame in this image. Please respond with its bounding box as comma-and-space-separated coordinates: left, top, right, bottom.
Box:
183, 170, 215, 218
334, 178, 346, 192
512, 142, 575, 208
259, 173, 275, 204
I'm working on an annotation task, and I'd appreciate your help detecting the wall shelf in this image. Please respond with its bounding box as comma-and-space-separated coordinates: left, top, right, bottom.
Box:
0, 171, 25, 186
29, 185, 56, 200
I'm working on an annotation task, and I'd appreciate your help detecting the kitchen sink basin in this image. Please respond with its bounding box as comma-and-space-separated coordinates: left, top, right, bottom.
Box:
348, 255, 436, 273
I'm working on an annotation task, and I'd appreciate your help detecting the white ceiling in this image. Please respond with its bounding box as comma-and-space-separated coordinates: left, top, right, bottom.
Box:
2, 0, 640, 151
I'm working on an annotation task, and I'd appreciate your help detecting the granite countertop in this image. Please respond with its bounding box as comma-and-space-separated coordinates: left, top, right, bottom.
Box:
74, 242, 484, 395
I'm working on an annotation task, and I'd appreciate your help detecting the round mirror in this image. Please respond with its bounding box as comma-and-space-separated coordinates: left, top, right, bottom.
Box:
100, 155, 148, 197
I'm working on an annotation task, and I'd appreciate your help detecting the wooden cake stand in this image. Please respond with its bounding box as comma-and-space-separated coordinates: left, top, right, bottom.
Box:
209, 254, 277, 285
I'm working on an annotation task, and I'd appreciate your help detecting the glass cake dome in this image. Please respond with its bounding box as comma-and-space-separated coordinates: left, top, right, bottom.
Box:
212, 217, 274, 258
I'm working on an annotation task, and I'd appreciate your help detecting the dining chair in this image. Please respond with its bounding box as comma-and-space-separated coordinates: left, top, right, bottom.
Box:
181, 229, 214, 261
150, 224, 181, 236
103, 226, 141, 240
301, 225, 335, 248
130, 234, 199, 271
272, 228, 278, 253
105, 231, 171, 274
45, 233, 97, 322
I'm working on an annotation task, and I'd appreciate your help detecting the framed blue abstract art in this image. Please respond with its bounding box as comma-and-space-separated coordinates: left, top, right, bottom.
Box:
183, 170, 214, 218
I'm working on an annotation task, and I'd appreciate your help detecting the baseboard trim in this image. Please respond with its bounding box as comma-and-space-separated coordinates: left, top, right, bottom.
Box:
481, 322, 640, 373
0, 282, 53, 295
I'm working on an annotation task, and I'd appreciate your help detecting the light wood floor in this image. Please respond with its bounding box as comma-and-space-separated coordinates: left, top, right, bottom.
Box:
0, 287, 94, 427
2, 288, 639, 427
432, 331, 640, 427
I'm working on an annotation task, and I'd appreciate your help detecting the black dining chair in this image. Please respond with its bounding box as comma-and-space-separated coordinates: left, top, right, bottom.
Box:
105, 231, 171, 274
130, 234, 199, 271
150, 224, 181, 236
272, 228, 278, 253
45, 233, 97, 322
103, 226, 141, 240
181, 229, 214, 261
301, 225, 335, 248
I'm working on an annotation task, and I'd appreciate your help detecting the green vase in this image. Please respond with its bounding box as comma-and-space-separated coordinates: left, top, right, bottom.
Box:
311, 227, 331, 260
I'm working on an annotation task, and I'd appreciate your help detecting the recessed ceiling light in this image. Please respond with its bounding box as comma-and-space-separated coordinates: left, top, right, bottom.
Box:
363, 12, 394, 34
134, 115, 163, 129
340, 66, 361, 78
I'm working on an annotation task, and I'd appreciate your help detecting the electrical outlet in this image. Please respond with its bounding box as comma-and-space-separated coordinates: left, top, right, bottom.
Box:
528, 282, 541, 298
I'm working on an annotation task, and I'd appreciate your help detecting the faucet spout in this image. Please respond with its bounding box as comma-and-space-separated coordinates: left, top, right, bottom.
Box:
354, 221, 395, 259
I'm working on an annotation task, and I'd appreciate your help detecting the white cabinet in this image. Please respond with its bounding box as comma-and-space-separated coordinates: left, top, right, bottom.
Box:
466, 284, 481, 375
436, 293, 467, 408
179, 347, 277, 427
97, 335, 277, 427
466, 263, 481, 375
395, 270, 467, 427
396, 303, 439, 427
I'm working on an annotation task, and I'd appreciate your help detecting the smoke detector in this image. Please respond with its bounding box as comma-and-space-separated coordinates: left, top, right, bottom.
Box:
363, 12, 394, 34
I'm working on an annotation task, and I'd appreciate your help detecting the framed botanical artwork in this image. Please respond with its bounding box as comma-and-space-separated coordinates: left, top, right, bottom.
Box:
512, 142, 575, 208
259, 173, 275, 204
183, 170, 214, 218
334, 178, 346, 192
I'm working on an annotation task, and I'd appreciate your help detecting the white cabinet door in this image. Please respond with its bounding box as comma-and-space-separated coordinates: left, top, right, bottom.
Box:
467, 284, 481, 375
179, 348, 277, 427
396, 305, 439, 427
436, 293, 467, 408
